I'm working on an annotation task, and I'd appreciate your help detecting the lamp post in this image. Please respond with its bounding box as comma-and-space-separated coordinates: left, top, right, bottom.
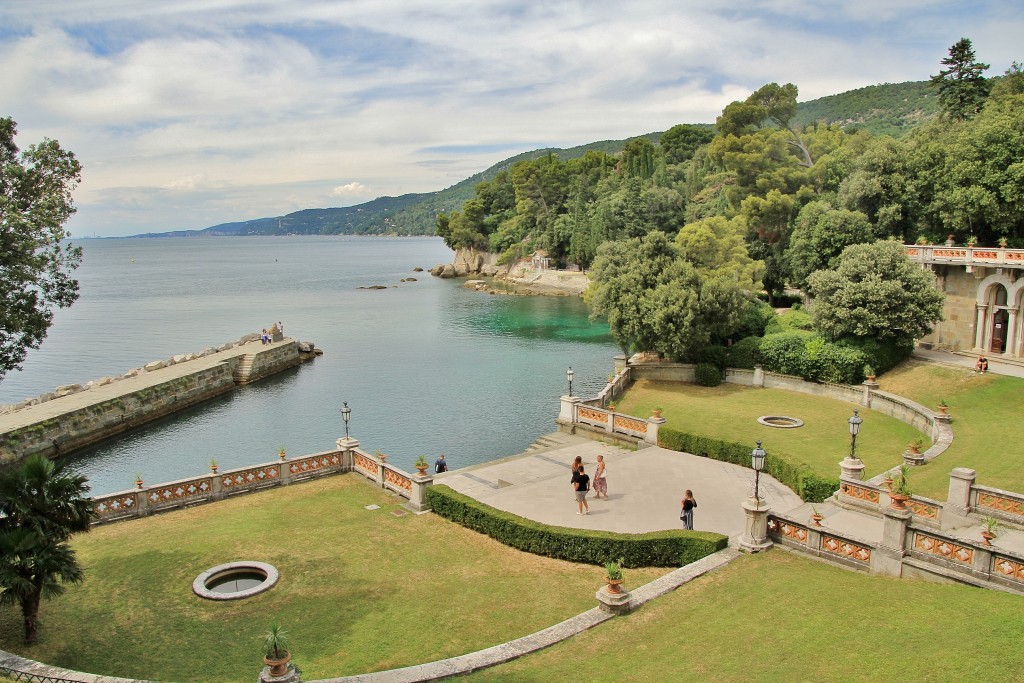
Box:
341, 401, 351, 439
751, 440, 767, 506
566, 366, 574, 397
848, 408, 863, 460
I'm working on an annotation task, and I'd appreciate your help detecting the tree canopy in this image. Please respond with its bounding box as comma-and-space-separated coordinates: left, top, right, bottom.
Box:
1, 117, 83, 382
930, 37, 990, 120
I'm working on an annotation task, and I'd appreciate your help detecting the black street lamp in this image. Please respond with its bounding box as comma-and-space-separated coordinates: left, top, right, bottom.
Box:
341, 401, 351, 439
751, 440, 767, 505
567, 367, 574, 396
848, 408, 863, 460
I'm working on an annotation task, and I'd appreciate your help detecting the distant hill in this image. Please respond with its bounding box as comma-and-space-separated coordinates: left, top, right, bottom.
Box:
794, 80, 939, 137
137, 81, 938, 238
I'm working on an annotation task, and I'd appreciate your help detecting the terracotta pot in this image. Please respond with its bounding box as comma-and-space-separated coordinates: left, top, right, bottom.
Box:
908, 445, 921, 455
264, 650, 291, 677
883, 477, 894, 491
605, 578, 624, 594
981, 531, 995, 546
938, 406, 948, 414
866, 375, 876, 383
651, 409, 662, 419
134, 478, 144, 490
416, 465, 428, 475
210, 465, 218, 474
890, 492, 910, 510
810, 513, 824, 527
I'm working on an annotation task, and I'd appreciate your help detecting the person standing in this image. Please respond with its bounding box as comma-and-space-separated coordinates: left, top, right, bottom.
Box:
574, 464, 591, 515
680, 489, 697, 530
434, 454, 448, 473
593, 454, 607, 500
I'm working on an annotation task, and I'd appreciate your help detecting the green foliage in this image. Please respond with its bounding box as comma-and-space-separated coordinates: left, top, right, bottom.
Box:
787, 200, 875, 288
694, 363, 723, 387
262, 622, 289, 659
835, 336, 913, 375
757, 331, 869, 384
807, 241, 945, 345
794, 81, 940, 137
0, 118, 83, 380
734, 300, 776, 338
604, 560, 624, 581
676, 215, 765, 290
727, 336, 762, 369
930, 38, 990, 121
659, 124, 715, 165
658, 428, 839, 503
764, 308, 813, 334
426, 485, 727, 567
758, 331, 814, 376
697, 345, 729, 370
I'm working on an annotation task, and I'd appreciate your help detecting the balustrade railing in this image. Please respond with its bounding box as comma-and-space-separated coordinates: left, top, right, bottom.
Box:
904, 244, 1024, 267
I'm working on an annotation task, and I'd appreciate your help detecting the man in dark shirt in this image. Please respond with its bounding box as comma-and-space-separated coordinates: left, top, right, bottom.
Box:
434, 454, 448, 473
574, 464, 591, 515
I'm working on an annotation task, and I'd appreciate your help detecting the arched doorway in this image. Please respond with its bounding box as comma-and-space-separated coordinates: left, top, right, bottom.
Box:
989, 285, 1009, 353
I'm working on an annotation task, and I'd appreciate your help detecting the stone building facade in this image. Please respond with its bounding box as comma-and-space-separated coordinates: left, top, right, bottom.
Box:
908, 245, 1024, 357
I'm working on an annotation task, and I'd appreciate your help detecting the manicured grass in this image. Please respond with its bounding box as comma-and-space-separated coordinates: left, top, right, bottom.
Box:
879, 361, 1024, 499
460, 551, 1024, 682
0, 475, 667, 682
616, 379, 920, 480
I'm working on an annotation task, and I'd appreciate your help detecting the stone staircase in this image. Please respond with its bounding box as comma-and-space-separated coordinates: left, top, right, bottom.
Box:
523, 431, 587, 455
232, 354, 256, 384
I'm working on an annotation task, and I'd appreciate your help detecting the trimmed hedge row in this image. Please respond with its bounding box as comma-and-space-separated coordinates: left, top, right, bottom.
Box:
425, 485, 728, 568
658, 428, 839, 504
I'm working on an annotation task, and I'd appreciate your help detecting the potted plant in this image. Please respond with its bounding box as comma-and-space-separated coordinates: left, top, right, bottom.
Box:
209, 458, 218, 474
937, 399, 949, 415
967, 235, 978, 247
863, 364, 876, 382
889, 465, 912, 509
607, 402, 617, 412
414, 455, 429, 475
981, 516, 1001, 546
134, 472, 144, 489
999, 237, 1009, 248
907, 437, 926, 455
651, 406, 663, 419
261, 621, 291, 677
916, 235, 929, 246
278, 445, 287, 461
810, 506, 824, 527
604, 559, 625, 594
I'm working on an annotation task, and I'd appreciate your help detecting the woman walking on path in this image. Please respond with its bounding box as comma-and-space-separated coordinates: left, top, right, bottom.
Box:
593, 454, 607, 500
680, 489, 697, 530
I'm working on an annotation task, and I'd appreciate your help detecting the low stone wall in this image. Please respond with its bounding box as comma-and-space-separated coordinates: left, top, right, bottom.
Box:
0, 336, 312, 464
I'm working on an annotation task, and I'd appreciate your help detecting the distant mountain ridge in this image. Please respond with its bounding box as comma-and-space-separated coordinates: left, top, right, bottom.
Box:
134, 80, 936, 239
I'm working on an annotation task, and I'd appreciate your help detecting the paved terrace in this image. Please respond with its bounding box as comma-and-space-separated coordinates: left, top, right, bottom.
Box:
439, 432, 803, 539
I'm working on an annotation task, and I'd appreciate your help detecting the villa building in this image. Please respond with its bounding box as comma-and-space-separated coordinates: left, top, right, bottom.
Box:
907, 245, 1024, 358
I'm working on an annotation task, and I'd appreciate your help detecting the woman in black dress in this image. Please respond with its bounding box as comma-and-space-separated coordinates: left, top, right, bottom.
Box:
680, 489, 697, 530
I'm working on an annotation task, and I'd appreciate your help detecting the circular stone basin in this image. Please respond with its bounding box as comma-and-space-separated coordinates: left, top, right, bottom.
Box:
193, 561, 278, 600
757, 415, 805, 429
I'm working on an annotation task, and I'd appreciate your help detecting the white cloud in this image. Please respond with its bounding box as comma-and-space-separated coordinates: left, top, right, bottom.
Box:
1, 1, 1021, 235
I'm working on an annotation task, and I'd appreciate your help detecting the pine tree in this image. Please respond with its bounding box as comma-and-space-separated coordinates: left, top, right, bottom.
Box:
930, 38, 990, 120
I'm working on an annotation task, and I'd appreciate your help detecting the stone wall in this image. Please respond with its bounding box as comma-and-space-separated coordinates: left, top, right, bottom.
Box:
0, 340, 307, 464
922, 265, 983, 352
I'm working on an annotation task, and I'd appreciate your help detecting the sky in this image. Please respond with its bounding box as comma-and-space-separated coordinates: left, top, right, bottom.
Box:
2, 1, 1021, 237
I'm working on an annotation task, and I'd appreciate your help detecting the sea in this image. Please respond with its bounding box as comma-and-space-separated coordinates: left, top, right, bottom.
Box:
0, 236, 619, 496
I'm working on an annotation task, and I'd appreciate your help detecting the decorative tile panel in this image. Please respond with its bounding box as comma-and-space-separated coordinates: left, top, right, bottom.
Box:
93, 495, 137, 517
220, 467, 278, 489
820, 535, 872, 564
289, 453, 342, 474
148, 478, 213, 504
904, 248, 920, 257
913, 532, 973, 565
767, 517, 808, 544
613, 415, 648, 434
992, 556, 1024, 583
383, 467, 412, 493
840, 482, 880, 505
907, 499, 940, 519
933, 248, 967, 258
976, 491, 1024, 518
972, 250, 999, 260
354, 453, 378, 477
1007, 251, 1024, 262
578, 407, 609, 424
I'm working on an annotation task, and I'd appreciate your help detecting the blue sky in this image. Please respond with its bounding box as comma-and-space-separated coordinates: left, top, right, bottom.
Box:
1, 1, 1020, 236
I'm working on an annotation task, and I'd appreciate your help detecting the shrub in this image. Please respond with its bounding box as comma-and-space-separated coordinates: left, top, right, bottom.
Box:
658, 428, 839, 503
836, 336, 914, 376
697, 345, 729, 370
694, 363, 722, 387
800, 336, 867, 384
727, 336, 762, 369
734, 300, 776, 338
426, 485, 728, 567
764, 308, 814, 335
758, 331, 813, 376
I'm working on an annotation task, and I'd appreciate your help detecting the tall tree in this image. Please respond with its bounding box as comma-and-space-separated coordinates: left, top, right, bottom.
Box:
1, 118, 83, 382
0, 455, 93, 644
807, 240, 945, 345
930, 38, 990, 120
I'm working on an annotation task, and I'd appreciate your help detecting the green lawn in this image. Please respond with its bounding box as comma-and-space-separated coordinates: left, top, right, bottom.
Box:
616, 379, 920, 481
878, 360, 1024, 499
0, 474, 666, 682
460, 551, 1024, 682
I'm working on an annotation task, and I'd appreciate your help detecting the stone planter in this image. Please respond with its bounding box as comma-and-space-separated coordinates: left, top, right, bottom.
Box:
810, 513, 824, 527
890, 492, 910, 510
264, 650, 291, 677
981, 531, 995, 546
604, 578, 625, 594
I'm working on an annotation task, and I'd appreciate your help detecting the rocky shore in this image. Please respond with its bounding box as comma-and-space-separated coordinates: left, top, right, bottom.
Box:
431, 248, 589, 297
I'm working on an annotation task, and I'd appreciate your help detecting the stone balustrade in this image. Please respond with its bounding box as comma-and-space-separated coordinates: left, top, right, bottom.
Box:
91, 439, 432, 525
558, 396, 664, 447
904, 244, 1024, 270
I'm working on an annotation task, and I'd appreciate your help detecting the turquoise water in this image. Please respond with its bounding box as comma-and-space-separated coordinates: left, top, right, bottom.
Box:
0, 237, 618, 495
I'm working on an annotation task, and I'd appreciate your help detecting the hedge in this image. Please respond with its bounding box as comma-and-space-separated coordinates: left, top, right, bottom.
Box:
425, 485, 728, 568
658, 427, 839, 504
694, 362, 723, 387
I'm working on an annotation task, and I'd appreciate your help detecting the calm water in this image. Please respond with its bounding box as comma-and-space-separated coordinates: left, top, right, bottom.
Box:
0, 237, 618, 495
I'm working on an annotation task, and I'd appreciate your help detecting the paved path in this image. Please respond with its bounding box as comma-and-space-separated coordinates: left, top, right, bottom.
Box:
913, 347, 1024, 378
439, 433, 804, 539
